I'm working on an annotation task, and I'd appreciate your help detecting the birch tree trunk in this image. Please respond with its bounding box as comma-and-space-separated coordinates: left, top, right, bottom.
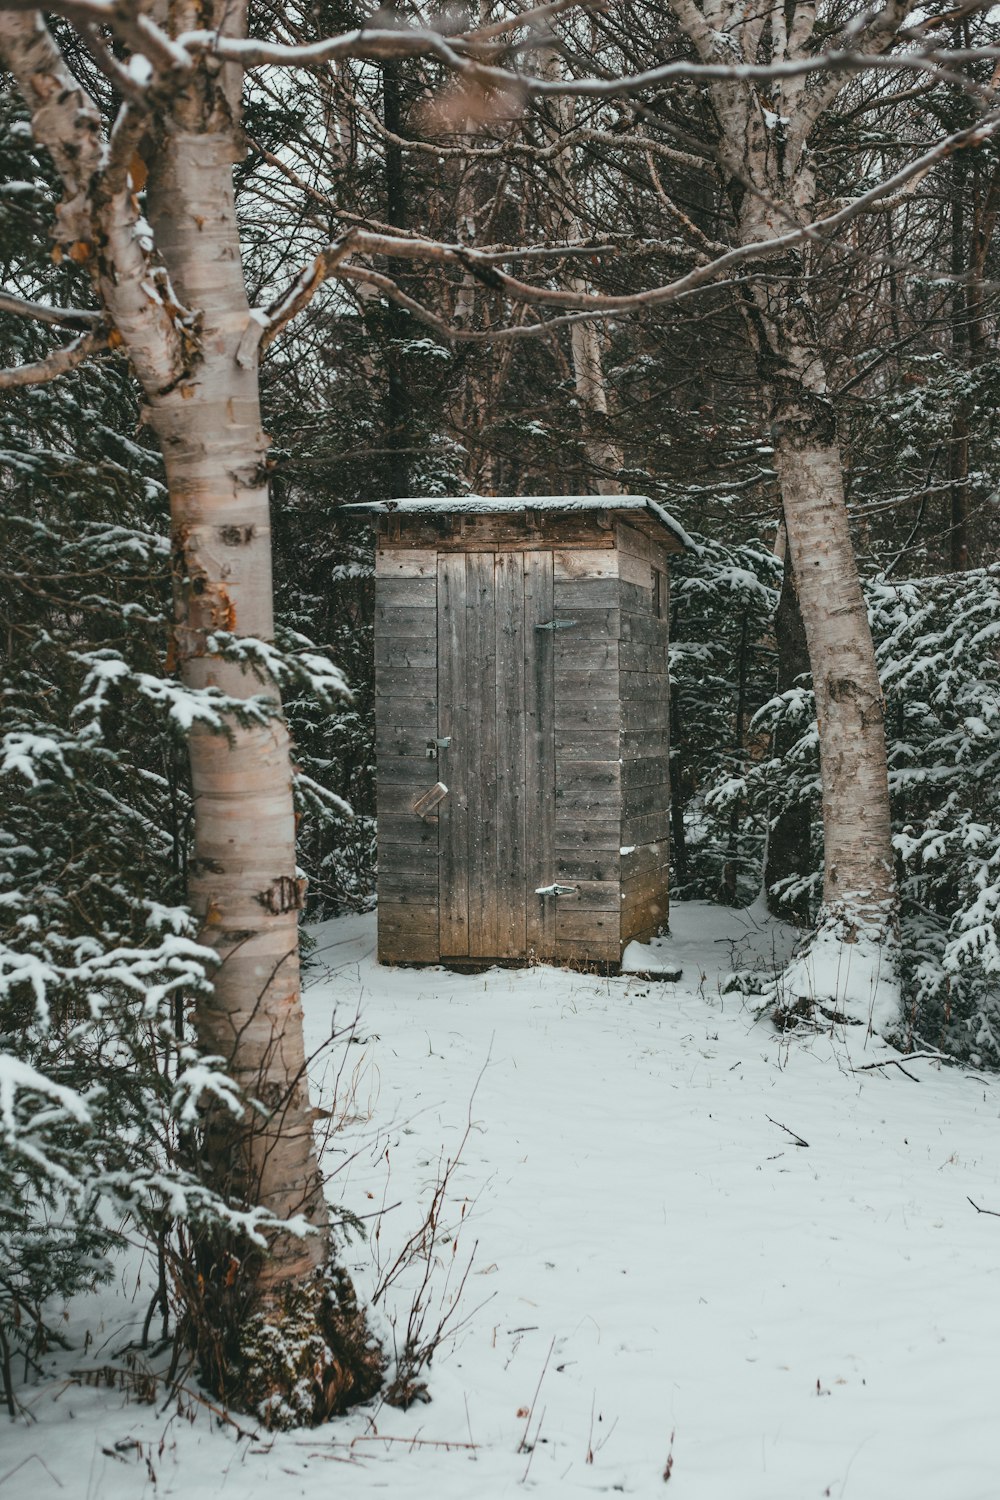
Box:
667, 0, 904, 1029
0, 4, 381, 1424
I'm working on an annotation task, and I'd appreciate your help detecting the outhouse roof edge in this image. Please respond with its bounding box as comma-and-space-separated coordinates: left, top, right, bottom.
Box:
344, 495, 693, 551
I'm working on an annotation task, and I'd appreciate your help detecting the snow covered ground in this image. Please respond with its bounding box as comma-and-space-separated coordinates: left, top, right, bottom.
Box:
6, 902, 1000, 1500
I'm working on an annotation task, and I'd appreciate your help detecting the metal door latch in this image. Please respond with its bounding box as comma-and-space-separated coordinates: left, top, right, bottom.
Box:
426, 736, 452, 758
535, 883, 578, 897
535, 619, 578, 631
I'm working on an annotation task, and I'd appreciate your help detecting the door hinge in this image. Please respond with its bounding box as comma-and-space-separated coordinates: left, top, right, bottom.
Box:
535, 883, 578, 897
535, 619, 578, 631
426, 736, 452, 758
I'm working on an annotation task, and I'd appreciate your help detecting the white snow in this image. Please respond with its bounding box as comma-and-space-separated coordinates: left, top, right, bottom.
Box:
621, 932, 683, 977
6, 901, 1000, 1499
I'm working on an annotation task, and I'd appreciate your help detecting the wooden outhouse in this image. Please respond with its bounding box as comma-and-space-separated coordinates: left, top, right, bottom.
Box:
349, 496, 689, 967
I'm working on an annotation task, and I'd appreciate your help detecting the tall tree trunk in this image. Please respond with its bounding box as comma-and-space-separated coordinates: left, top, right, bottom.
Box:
0, 4, 381, 1424
763, 544, 812, 923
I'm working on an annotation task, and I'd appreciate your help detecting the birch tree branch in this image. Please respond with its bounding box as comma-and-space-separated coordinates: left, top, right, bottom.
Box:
0, 290, 101, 330
0, 331, 108, 387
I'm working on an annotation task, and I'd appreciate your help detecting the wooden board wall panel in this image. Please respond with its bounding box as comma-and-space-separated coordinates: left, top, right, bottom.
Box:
555, 908, 620, 956
495, 551, 527, 958
620, 673, 669, 705
377, 781, 452, 816
619, 580, 655, 613
524, 551, 556, 957
555, 726, 620, 761
376, 548, 437, 578
375, 604, 437, 636
556, 850, 620, 882
467, 552, 498, 955
554, 638, 618, 672
622, 756, 670, 790
375, 576, 436, 608
624, 810, 670, 846
377, 755, 438, 785
375, 639, 437, 670
553, 670, 619, 700
378, 515, 616, 552
615, 521, 672, 571
621, 728, 669, 759
378, 912, 440, 966
378, 841, 440, 877
553, 548, 619, 580
555, 607, 620, 639
376, 874, 439, 906
619, 642, 668, 675
619, 550, 653, 589
549, 881, 620, 912
623, 783, 669, 820
620, 840, 669, 878
437, 552, 469, 957
554, 817, 620, 851
377, 814, 440, 847
376, 725, 440, 758
373, 697, 438, 734
375, 666, 437, 700
620, 613, 668, 646
555, 578, 620, 610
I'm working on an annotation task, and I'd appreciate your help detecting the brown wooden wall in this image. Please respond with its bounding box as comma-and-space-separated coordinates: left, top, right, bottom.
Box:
373, 510, 674, 966
616, 522, 672, 947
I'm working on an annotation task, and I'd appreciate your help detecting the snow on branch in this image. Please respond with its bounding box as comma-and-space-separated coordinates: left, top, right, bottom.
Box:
0, 331, 109, 389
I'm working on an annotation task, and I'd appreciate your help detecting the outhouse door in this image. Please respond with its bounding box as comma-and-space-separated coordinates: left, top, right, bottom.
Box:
435, 550, 557, 960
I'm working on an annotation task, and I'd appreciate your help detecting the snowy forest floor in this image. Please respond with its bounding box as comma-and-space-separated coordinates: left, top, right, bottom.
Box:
6, 902, 1000, 1500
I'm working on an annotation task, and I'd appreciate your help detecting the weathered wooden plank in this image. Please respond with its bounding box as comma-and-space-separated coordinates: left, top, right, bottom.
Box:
619, 642, 668, 675
555, 908, 620, 951
554, 548, 618, 580
554, 700, 617, 731
551, 603, 620, 639
376, 548, 437, 578
376, 725, 439, 758
620, 612, 668, 646
378, 907, 440, 965
376, 576, 436, 608
376, 873, 439, 906
622, 757, 670, 790
622, 810, 671, 846
377, 755, 438, 785
524, 550, 555, 957
555, 761, 622, 794
556, 850, 620, 882
375, 665, 437, 699
495, 550, 526, 958
623, 782, 669, 819
619, 550, 652, 589
615, 521, 672, 570
375, 638, 437, 670
621, 728, 670, 758
378, 841, 440, 877
622, 696, 670, 733
375, 605, 438, 636
377, 514, 616, 552
467, 551, 498, 955
555, 726, 620, 760
437, 552, 469, 958
620, 839, 669, 876
373, 697, 438, 734
554, 638, 618, 671
376, 813, 440, 847
554, 936, 621, 965
548, 881, 620, 912
553, 670, 619, 699
620, 672, 669, 703
554, 578, 620, 610
619, 580, 654, 613
554, 818, 620, 850
377, 781, 451, 816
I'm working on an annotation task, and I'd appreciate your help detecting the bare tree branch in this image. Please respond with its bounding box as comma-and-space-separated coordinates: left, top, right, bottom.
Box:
0, 290, 101, 330
0, 330, 108, 387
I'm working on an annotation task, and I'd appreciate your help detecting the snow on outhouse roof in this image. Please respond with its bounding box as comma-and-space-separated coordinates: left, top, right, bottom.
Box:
345, 494, 693, 551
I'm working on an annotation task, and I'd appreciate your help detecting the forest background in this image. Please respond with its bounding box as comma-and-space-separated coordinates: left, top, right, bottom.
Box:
3, 0, 1000, 1429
